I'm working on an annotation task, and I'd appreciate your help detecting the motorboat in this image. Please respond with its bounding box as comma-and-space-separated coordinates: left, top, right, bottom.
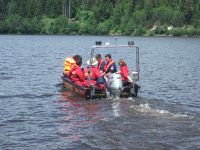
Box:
62, 41, 140, 99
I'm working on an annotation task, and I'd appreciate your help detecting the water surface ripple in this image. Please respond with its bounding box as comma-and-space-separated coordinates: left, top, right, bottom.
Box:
0, 35, 200, 149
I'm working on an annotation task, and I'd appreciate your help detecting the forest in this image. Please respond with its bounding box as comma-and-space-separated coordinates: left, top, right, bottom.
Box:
0, 0, 200, 36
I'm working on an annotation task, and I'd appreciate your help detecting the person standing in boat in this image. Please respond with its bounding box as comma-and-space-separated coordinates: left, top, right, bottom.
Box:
102, 54, 117, 77
67, 55, 89, 87
118, 59, 133, 86
84, 58, 102, 85
95, 54, 106, 73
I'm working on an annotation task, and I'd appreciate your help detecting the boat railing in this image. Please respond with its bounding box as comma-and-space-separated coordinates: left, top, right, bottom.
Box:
87, 41, 140, 85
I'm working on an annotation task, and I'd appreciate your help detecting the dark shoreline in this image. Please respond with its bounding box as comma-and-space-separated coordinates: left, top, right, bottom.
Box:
0, 33, 200, 38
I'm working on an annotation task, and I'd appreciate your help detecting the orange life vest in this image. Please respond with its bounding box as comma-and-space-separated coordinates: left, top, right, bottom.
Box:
64, 57, 76, 74
97, 59, 104, 71
104, 60, 115, 73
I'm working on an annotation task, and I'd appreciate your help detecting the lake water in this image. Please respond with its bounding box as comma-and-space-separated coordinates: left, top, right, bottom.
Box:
0, 35, 200, 149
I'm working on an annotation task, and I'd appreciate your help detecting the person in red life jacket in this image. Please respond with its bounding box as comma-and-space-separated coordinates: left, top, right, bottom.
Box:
102, 54, 117, 77
84, 58, 101, 85
95, 54, 106, 73
118, 59, 133, 86
67, 55, 89, 87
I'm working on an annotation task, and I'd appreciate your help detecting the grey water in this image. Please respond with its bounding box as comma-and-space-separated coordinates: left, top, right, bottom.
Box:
0, 35, 200, 150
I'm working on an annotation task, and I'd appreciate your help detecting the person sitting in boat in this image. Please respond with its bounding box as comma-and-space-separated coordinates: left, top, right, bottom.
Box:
95, 54, 106, 73
118, 59, 133, 86
102, 54, 117, 77
84, 58, 103, 85
63, 56, 76, 78
63, 54, 82, 77
67, 55, 89, 87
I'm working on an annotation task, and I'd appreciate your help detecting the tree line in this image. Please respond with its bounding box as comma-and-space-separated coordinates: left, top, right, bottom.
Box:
0, 0, 200, 36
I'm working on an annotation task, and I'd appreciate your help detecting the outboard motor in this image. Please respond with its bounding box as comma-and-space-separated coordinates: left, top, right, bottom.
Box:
107, 72, 123, 98
130, 71, 140, 97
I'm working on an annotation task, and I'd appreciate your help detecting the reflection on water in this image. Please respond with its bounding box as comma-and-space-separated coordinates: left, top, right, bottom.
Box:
112, 101, 120, 117
57, 91, 107, 144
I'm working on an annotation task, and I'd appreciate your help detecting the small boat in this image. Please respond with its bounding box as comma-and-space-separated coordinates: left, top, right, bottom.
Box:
61, 75, 107, 99
62, 41, 140, 99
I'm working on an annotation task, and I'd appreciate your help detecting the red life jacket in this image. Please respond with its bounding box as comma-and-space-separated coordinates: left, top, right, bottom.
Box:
68, 65, 84, 82
120, 65, 129, 81
67, 65, 90, 87
85, 66, 101, 80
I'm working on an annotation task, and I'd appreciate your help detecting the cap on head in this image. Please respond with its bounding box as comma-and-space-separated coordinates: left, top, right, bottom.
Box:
87, 58, 98, 66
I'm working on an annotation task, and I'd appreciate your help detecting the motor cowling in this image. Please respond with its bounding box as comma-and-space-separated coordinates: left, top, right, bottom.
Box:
106, 73, 123, 98
107, 72, 122, 90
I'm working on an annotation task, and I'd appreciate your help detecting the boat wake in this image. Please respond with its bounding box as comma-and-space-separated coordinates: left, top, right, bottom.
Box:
130, 103, 188, 118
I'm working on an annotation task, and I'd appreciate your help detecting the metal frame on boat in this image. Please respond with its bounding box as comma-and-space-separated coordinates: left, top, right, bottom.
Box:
62, 41, 140, 99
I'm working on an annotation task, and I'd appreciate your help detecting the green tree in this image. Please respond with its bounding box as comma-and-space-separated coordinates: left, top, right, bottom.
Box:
51, 15, 68, 34
66, 21, 79, 35
132, 9, 147, 26
96, 20, 111, 35
113, 0, 121, 25
4, 14, 22, 33
92, 0, 114, 23
181, 0, 194, 24
20, 17, 41, 34
76, 10, 96, 34
0, 0, 200, 35
40, 16, 55, 34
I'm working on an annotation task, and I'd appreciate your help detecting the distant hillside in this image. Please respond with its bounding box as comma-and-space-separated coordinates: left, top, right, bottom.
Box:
0, 0, 200, 36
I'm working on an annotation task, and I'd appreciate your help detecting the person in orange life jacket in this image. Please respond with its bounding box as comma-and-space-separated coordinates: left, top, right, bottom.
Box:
118, 59, 133, 86
95, 54, 106, 73
84, 58, 101, 85
102, 54, 117, 77
67, 55, 89, 87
